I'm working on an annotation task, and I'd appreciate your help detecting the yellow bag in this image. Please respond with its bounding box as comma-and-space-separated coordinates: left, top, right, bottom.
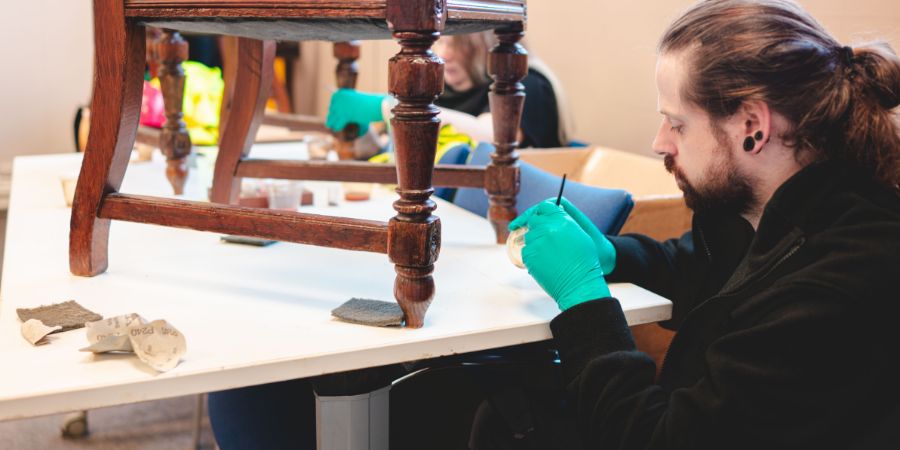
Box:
149, 61, 224, 146
368, 124, 476, 164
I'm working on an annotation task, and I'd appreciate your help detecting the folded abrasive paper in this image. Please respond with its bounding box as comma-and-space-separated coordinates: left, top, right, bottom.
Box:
16, 300, 102, 333
81, 313, 187, 372
331, 298, 404, 327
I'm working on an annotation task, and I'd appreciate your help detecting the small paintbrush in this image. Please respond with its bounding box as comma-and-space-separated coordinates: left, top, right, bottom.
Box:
555, 174, 568, 206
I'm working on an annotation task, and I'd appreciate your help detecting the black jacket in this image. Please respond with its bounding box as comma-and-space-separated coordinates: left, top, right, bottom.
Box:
550, 161, 900, 449
435, 68, 562, 148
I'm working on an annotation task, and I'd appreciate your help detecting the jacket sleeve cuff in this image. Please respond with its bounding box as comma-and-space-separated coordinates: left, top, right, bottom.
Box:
550, 298, 636, 382
605, 235, 647, 283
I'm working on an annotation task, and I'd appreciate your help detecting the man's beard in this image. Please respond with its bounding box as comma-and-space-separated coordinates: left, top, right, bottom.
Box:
664, 151, 756, 216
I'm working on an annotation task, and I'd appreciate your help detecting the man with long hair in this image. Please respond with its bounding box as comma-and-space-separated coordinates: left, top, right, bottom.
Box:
496, 1, 900, 448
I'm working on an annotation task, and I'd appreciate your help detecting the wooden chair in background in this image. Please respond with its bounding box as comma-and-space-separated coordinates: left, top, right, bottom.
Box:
143, 27, 193, 194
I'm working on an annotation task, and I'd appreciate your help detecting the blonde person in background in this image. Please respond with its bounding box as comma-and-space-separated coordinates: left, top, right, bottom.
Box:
325, 31, 572, 156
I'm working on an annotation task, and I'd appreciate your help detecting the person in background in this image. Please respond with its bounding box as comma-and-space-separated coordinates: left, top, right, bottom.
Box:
325, 31, 571, 152
479, 0, 900, 449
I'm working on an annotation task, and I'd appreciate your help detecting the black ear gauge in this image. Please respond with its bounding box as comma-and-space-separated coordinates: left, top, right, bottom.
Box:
754, 131, 764, 141
743, 136, 755, 151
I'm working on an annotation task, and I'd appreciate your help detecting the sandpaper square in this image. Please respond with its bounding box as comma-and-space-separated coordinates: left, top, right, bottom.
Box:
16, 300, 102, 333
331, 298, 404, 327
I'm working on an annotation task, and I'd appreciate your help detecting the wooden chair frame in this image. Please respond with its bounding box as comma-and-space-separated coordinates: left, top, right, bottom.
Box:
72, 0, 527, 327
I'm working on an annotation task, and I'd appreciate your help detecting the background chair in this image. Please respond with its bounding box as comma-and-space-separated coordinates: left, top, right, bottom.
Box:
453, 143, 634, 235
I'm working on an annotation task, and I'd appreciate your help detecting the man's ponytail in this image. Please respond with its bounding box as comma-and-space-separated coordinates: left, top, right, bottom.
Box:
843, 43, 900, 192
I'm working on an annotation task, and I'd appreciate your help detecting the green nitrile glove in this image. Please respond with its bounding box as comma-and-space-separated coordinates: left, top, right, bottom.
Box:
509, 201, 540, 232
510, 197, 618, 277
517, 200, 611, 311
325, 88, 388, 137
557, 197, 617, 276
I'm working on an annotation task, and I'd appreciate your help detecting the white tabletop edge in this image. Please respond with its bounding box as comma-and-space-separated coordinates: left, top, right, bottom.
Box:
0, 148, 672, 421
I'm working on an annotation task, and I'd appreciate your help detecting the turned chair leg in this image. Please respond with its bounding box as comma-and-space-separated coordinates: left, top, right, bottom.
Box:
157, 30, 192, 195
333, 41, 361, 160
387, 31, 443, 328
70, 3, 145, 277
210, 38, 275, 205
486, 25, 527, 244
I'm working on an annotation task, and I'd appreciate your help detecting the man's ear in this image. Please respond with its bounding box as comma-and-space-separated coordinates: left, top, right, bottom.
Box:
740, 100, 772, 153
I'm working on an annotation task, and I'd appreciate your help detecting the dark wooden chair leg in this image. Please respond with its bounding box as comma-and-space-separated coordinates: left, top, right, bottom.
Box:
486, 25, 527, 244
387, 30, 443, 328
157, 30, 192, 195
333, 41, 361, 160
210, 38, 275, 204
218, 36, 239, 129
70, 2, 145, 276
145, 27, 162, 79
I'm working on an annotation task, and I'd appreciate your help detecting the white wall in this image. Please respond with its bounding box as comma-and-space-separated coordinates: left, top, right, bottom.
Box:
0, 1, 93, 164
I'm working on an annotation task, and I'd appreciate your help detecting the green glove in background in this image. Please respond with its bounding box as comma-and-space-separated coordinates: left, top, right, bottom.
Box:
510, 196, 618, 276
325, 88, 388, 137
511, 200, 611, 311
557, 197, 617, 275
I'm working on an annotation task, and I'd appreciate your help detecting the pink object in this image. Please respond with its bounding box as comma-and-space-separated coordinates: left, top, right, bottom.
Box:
139, 81, 166, 128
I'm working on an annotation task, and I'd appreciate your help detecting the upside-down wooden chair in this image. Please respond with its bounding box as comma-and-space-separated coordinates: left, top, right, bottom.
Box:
73, 0, 528, 327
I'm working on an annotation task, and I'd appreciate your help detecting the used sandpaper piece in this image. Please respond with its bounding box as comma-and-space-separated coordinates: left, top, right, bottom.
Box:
16, 300, 102, 333
81, 314, 187, 372
21, 319, 62, 345
331, 298, 404, 327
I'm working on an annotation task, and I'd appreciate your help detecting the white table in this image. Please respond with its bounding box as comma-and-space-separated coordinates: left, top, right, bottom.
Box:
0, 146, 671, 423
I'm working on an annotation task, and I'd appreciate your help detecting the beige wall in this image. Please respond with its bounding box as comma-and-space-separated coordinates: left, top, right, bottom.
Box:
0, 1, 94, 164
526, 0, 900, 156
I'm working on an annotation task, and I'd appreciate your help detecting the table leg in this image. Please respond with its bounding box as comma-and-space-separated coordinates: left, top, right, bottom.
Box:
210, 38, 275, 204
157, 30, 192, 195
333, 42, 360, 160
387, 31, 443, 328
315, 386, 390, 450
70, 3, 145, 276
486, 25, 527, 244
